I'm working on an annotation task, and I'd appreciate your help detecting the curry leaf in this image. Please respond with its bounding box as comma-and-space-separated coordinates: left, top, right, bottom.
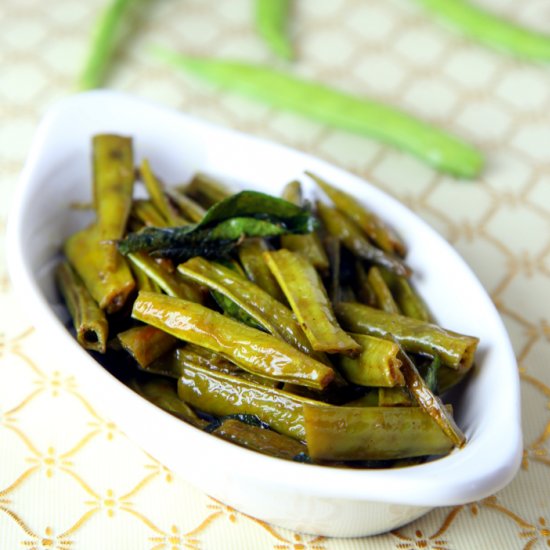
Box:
118, 190, 317, 261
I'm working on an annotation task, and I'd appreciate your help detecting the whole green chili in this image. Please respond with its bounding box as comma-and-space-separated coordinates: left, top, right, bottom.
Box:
255, 0, 294, 60
415, 0, 550, 61
152, 47, 484, 178
78, 0, 135, 90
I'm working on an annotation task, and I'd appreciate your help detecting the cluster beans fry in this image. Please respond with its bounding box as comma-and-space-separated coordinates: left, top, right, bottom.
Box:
57, 134, 479, 468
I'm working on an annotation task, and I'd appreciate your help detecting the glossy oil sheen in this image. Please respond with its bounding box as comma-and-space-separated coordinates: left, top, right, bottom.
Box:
7, 91, 522, 537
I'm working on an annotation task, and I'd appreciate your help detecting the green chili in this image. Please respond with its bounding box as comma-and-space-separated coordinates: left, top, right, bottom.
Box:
152, 48, 483, 178
415, 0, 550, 61
255, 0, 294, 60
78, 0, 135, 90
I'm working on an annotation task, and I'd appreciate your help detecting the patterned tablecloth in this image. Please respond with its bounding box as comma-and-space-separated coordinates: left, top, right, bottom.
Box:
1, 0, 550, 548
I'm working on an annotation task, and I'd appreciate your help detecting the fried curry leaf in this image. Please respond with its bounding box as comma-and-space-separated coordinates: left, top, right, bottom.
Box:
118, 190, 317, 261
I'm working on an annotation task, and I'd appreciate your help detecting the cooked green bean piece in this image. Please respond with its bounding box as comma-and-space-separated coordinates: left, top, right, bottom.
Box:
130, 377, 207, 428
368, 266, 400, 314
133, 291, 335, 389
337, 334, 404, 387
354, 261, 377, 307
264, 249, 361, 355
184, 173, 232, 208
166, 188, 206, 223
131, 199, 169, 228
255, 0, 294, 60
148, 345, 281, 389
118, 325, 178, 368
378, 387, 413, 407
281, 180, 301, 204
415, 0, 550, 61
280, 232, 330, 274
140, 159, 184, 226
178, 256, 319, 357
213, 419, 307, 460
237, 238, 287, 303
64, 224, 135, 314
92, 134, 134, 269
129, 257, 162, 293
55, 261, 109, 353
397, 346, 465, 448
325, 236, 342, 305
308, 172, 406, 256
280, 181, 329, 273
177, 363, 320, 439
345, 391, 379, 407
380, 269, 431, 322
127, 252, 203, 303
303, 404, 455, 460
424, 355, 441, 394
336, 302, 478, 372
173, 344, 239, 374
77, 0, 135, 90
153, 49, 483, 178
316, 201, 411, 277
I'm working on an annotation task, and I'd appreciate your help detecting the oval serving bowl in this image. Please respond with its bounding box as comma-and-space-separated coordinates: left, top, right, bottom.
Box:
7, 91, 522, 537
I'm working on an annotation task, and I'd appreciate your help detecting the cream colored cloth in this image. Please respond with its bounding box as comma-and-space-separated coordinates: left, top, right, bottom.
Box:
1, 0, 549, 548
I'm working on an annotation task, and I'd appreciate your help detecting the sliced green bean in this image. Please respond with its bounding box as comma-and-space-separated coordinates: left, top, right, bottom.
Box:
133, 291, 335, 389
280, 181, 329, 273
128, 257, 162, 293
140, 159, 184, 225
415, 0, 550, 61
177, 256, 318, 357
64, 224, 135, 313
303, 403, 455, 461
177, 363, 320, 439
378, 387, 413, 407
264, 249, 361, 355
130, 376, 207, 428
55, 261, 109, 353
353, 261, 377, 307
131, 199, 169, 228
397, 346, 465, 448
212, 419, 307, 460
336, 301, 478, 372
380, 269, 431, 322
166, 188, 206, 223
184, 173, 232, 208
127, 252, 204, 303
77, 0, 135, 90
92, 134, 134, 269
145, 345, 238, 379
153, 49, 484, 178
255, 0, 294, 60
118, 325, 178, 368
368, 266, 400, 314
316, 201, 411, 277
237, 238, 287, 303
337, 334, 404, 387
308, 172, 406, 256
148, 345, 281, 389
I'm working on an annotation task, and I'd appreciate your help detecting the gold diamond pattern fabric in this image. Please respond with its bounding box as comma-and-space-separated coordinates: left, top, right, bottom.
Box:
1, 0, 550, 548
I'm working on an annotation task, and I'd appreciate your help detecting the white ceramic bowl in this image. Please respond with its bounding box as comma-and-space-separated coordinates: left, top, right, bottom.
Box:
7, 91, 522, 537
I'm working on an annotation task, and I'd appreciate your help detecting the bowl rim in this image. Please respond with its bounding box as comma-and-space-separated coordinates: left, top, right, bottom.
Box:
6, 90, 523, 507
